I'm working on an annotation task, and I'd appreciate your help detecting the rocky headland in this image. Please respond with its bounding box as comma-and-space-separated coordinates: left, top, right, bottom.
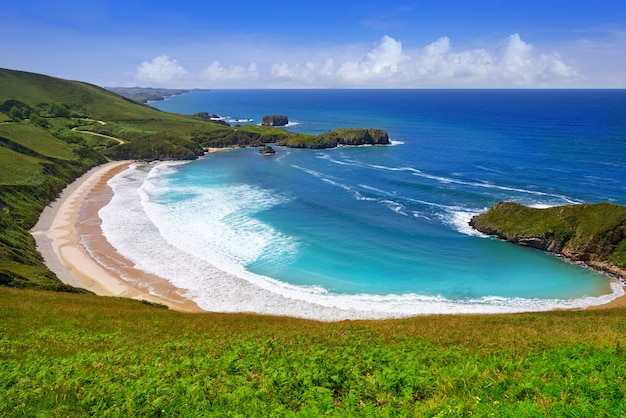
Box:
470, 202, 626, 280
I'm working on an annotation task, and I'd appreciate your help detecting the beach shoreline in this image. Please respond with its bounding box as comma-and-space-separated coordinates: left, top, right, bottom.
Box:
31, 161, 204, 313
31, 161, 626, 316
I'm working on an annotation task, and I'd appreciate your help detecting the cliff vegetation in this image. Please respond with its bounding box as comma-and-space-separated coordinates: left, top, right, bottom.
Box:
470, 202, 626, 278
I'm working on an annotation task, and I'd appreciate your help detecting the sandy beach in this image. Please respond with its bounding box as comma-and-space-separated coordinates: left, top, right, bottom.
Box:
31, 161, 204, 313
30, 161, 626, 316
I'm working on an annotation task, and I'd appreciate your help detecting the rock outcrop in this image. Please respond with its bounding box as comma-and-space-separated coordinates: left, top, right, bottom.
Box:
470, 202, 626, 279
262, 115, 289, 126
259, 145, 276, 155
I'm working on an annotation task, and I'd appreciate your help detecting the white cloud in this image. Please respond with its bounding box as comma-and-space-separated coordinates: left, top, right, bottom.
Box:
337, 36, 406, 84
132, 34, 579, 88
262, 34, 577, 87
331, 34, 577, 87
271, 59, 336, 86
200, 62, 259, 82
135, 55, 188, 83
496, 34, 577, 85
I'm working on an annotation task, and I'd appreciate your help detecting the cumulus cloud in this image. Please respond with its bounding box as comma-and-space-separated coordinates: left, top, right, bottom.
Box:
271, 59, 335, 85
134, 34, 578, 88
276, 34, 577, 87
343, 33, 576, 87
337, 36, 406, 84
135, 55, 188, 83
200, 62, 259, 82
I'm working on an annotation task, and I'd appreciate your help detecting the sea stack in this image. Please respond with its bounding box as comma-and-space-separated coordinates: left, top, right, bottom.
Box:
262, 115, 289, 126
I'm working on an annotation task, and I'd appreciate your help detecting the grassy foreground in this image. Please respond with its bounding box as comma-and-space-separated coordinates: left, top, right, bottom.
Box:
1, 287, 625, 417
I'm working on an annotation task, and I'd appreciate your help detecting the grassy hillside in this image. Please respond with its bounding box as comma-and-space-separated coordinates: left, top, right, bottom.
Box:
1, 287, 625, 416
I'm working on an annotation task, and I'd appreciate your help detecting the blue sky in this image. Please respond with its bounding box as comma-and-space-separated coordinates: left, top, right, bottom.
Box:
2, 0, 625, 88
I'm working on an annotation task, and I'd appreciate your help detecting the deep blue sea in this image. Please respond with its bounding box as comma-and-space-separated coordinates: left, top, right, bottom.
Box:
99, 90, 626, 320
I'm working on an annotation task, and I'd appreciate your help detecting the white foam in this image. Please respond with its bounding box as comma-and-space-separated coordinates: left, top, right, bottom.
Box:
96, 163, 625, 321
226, 118, 253, 123
366, 163, 578, 203
440, 209, 488, 237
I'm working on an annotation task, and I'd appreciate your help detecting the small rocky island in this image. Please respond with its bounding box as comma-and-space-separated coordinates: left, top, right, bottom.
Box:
262, 114, 289, 126
470, 202, 626, 280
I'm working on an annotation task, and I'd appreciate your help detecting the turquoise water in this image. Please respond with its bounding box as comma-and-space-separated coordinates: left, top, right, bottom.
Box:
99, 90, 626, 319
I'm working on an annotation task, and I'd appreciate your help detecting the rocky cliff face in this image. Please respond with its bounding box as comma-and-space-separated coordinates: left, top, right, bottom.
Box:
470, 202, 626, 280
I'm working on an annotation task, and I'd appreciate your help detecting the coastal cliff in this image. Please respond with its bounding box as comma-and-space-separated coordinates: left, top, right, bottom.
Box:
469, 202, 626, 279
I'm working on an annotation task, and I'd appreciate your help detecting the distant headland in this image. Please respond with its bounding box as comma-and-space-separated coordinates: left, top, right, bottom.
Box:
105, 87, 208, 104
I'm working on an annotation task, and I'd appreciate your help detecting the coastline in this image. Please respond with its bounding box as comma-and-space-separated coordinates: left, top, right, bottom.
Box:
31, 161, 204, 313
30, 160, 626, 317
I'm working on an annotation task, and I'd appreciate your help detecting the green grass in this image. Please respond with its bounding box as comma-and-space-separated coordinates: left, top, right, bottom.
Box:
472, 202, 626, 238
0, 122, 77, 161
1, 287, 625, 416
0, 69, 168, 122
0, 147, 48, 186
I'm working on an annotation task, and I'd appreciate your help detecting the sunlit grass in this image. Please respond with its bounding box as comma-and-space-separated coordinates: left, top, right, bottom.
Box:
2, 287, 625, 416
0, 123, 77, 161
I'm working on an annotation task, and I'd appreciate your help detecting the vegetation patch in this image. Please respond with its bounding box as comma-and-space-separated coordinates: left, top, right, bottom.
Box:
0, 123, 77, 160
0, 147, 48, 186
1, 287, 625, 416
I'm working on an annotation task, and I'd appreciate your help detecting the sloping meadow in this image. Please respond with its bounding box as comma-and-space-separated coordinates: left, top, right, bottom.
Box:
1, 287, 625, 416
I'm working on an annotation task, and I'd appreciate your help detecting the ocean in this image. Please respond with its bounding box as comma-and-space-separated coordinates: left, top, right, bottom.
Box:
99, 90, 626, 320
